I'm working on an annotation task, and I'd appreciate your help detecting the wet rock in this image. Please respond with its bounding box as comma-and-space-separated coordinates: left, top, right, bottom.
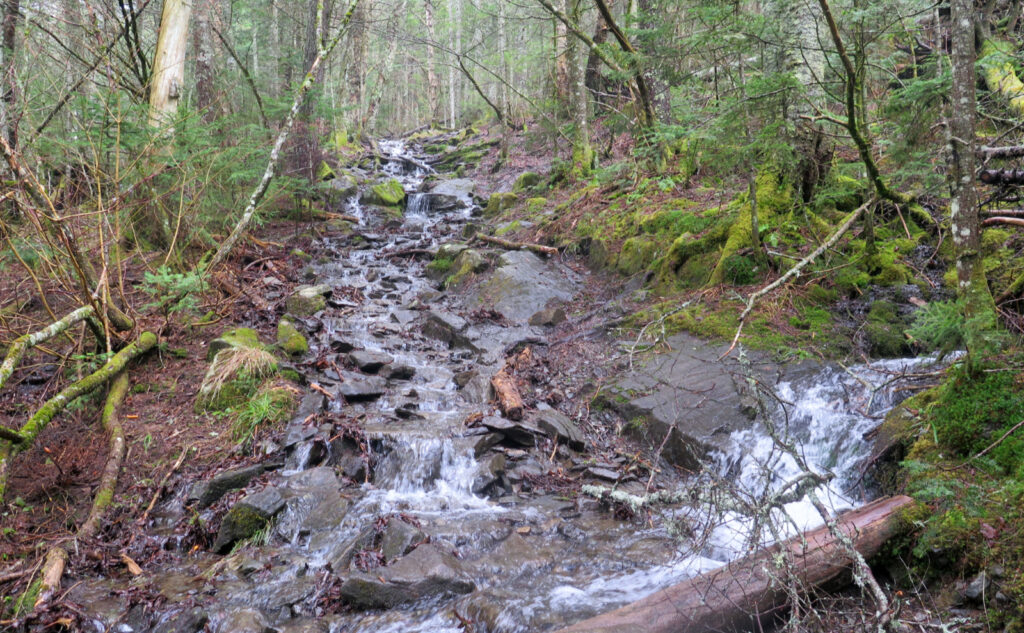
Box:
966, 571, 993, 603
339, 544, 474, 609
422, 310, 478, 351
380, 519, 427, 563
481, 415, 538, 446
186, 464, 265, 509
454, 370, 477, 388
347, 349, 394, 373
277, 319, 309, 357
430, 178, 475, 210
452, 248, 489, 276
390, 309, 418, 326
213, 488, 286, 553
586, 466, 620, 482
330, 338, 356, 353
436, 242, 470, 260
600, 333, 783, 470
528, 306, 567, 327
325, 172, 358, 201
472, 453, 506, 495
336, 376, 388, 401
531, 409, 585, 450
474, 251, 575, 324
286, 284, 331, 316
210, 608, 270, 633
460, 371, 494, 404
153, 608, 208, 633
327, 527, 377, 571
384, 363, 416, 380
472, 432, 504, 457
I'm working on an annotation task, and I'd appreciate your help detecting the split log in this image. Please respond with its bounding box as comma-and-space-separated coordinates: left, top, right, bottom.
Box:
0, 332, 156, 502
490, 368, 524, 421
979, 168, 1024, 186
475, 233, 559, 257
556, 494, 914, 633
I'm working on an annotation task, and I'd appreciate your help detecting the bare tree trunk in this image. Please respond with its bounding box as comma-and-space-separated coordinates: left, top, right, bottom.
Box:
348, 0, 367, 129
360, 0, 405, 133
584, 0, 609, 110
950, 0, 997, 368
148, 0, 193, 147
1, 0, 19, 150
424, 0, 440, 124
566, 0, 592, 174
553, 0, 570, 109
192, 0, 218, 123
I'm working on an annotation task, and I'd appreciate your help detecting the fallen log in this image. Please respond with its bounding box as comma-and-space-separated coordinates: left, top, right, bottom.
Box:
0, 305, 94, 392
490, 368, 524, 421
984, 216, 1024, 228
979, 168, 1024, 186
980, 145, 1024, 160
32, 372, 131, 609
556, 494, 914, 633
475, 233, 559, 257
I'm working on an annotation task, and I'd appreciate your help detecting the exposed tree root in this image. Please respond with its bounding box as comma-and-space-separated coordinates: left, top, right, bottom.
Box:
474, 233, 558, 256
31, 372, 131, 609
723, 200, 872, 358
0, 332, 156, 502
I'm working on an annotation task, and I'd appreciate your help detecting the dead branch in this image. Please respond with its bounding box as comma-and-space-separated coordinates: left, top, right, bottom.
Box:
979, 168, 1024, 185
139, 445, 192, 525
983, 216, 1024, 227
724, 199, 873, 358
0, 305, 95, 392
491, 368, 525, 420
475, 233, 558, 256
979, 145, 1024, 160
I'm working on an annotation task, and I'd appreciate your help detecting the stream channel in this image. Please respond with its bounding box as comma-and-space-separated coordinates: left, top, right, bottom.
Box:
70, 139, 939, 633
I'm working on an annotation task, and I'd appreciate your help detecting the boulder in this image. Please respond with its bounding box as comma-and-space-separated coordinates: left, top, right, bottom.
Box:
286, 284, 331, 316
361, 178, 407, 207
513, 171, 541, 191
324, 172, 359, 202
347, 350, 394, 374
206, 327, 264, 361
531, 409, 585, 451
472, 453, 506, 495
186, 464, 265, 509
213, 488, 286, 553
339, 544, 474, 609
380, 519, 427, 563
481, 415, 538, 446
336, 376, 388, 401
384, 363, 416, 380
528, 306, 567, 327
484, 192, 518, 217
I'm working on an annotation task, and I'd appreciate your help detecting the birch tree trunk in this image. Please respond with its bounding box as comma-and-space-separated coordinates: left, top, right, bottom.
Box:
148, 0, 193, 150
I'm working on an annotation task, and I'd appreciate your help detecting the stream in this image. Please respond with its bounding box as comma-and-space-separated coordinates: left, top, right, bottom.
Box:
69, 139, 941, 633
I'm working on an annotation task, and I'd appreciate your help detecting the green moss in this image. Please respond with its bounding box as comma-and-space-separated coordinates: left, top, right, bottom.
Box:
364, 179, 406, 207
427, 257, 453, 273
281, 368, 302, 383
513, 171, 541, 192
495, 220, 521, 236
484, 192, 519, 217
931, 369, 1024, 473
722, 254, 758, 285
864, 300, 911, 357
805, 284, 838, 305
525, 197, 547, 215
233, 387, 295, 442
616, 238, 660, 275
317, 160, 336, 181
276, 320, 309, 357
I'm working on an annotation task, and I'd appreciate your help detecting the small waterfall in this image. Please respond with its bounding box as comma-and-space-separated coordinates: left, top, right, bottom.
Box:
406, 193, 431, 216
357, 437, 494, 514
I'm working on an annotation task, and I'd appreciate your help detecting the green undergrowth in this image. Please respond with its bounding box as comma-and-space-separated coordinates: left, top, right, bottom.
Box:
885, 358, 1024, 630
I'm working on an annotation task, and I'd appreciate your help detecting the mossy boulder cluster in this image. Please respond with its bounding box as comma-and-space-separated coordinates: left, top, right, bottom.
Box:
361, 178, 407, 207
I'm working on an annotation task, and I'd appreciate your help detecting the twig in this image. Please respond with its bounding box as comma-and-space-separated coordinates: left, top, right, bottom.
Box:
139, 444, 191, 524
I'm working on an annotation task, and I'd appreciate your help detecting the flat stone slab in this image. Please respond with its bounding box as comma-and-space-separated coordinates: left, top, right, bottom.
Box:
348, 349, 394, 373
472, 251, 576, 324
601, 334, 790, 470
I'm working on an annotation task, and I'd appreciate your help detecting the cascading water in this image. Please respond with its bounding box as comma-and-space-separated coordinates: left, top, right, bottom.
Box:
66, 137, 944, 633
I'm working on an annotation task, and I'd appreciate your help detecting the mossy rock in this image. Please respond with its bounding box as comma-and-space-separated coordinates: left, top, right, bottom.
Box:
616, 237, 660, 275
655, 221, 730, 288
361, 179, 407, 207
286, 284, 330, 316
513, 171, 541, 192
484, 192, 519, 217
584, 238, 611, 270
526, 197, 547, 215
446, 249, 489, 287
317, 160, 336, 182
207, 327, 265, 362
864, 300, 911, 357
277, 320, 309, 357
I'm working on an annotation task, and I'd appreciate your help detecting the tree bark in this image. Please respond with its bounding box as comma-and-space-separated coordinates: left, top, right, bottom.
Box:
556, 495, 914, 633
950, 0, 997, 368
424, 0, 440, 123
148, 0, 193, 147
1, 0, 20, 150
490, 369, 524, 421
192, 0, 218, 123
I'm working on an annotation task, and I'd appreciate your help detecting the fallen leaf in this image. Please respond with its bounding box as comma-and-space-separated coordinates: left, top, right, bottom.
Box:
120, 553, 142, 576
516, 526, 531, 535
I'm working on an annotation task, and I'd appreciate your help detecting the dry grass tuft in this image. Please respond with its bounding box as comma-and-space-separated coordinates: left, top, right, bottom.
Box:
199, 345, 278, 401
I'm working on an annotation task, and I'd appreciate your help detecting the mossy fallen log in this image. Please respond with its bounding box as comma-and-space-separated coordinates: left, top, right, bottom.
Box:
32, 372, 131, 609
0, 305, 94, 392
0, 331, 156, 502
556, 495, 914, 633
981, 39, 1024, 118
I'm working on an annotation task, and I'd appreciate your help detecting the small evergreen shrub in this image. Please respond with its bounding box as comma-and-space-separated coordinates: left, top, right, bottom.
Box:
723, 253, 757, 285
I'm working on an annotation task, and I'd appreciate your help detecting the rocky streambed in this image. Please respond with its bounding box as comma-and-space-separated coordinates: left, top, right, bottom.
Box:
66, 137, 944, 633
